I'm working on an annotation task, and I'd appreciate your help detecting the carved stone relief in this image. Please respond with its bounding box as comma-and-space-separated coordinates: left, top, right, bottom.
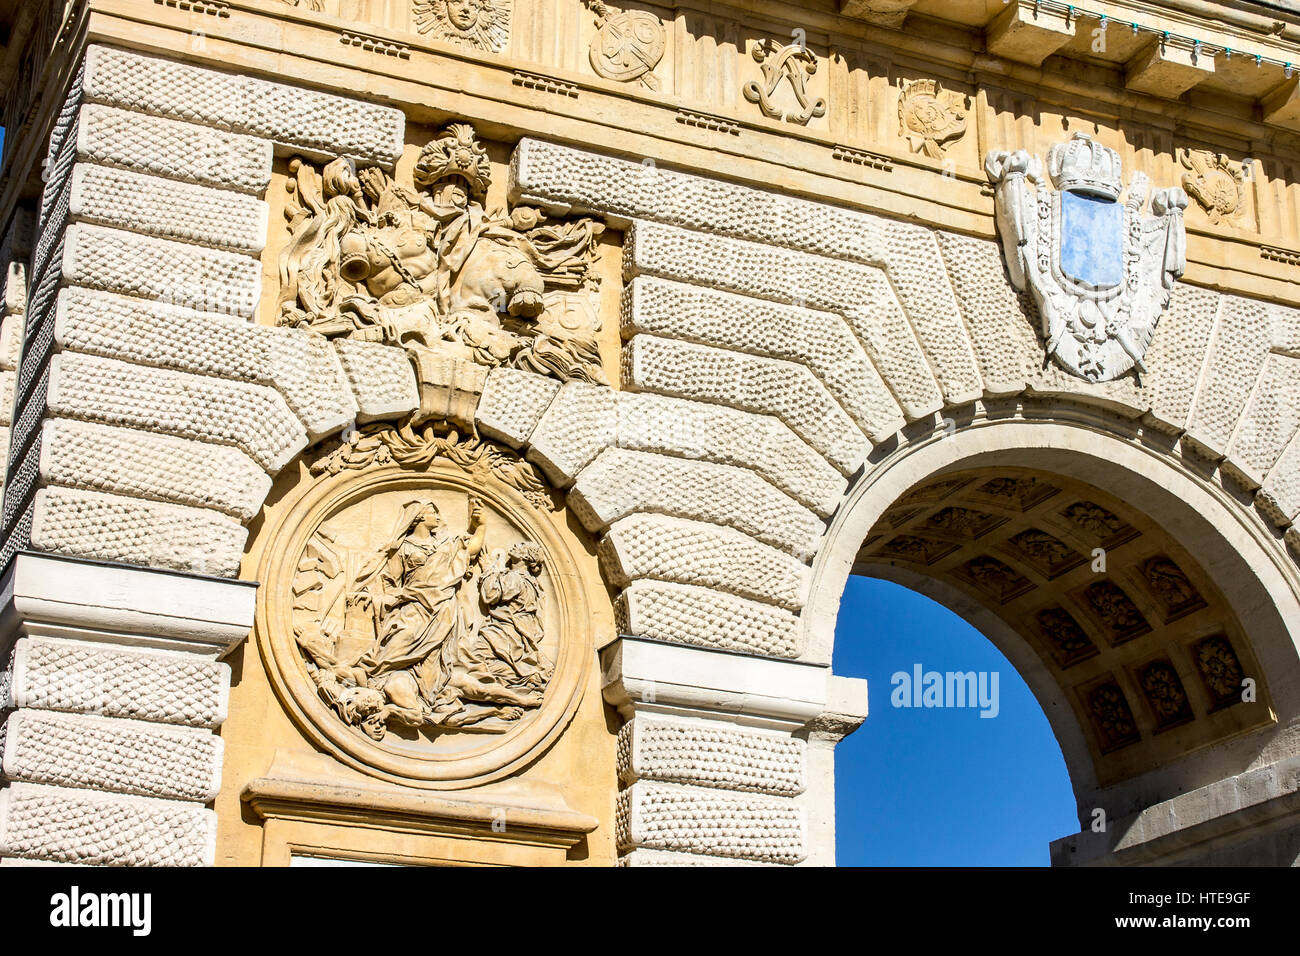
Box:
1193, 635, 1245, 709
1082, 579, 1150, 644
1035, 607, 1097, 669
1006, 528, 1082, 578
1179, 148, 1246, 225
584, 0, 665, 90
413, 0, 512, 52
897, 78, 968, 160
1085, 679, 1140, 752
1137, 658, 1193, 730
294, 496, 551, 738
1141, 555, 1205, 619
259, 437, 590, 786
986, 133, 1188, 382
743, 39, 827, 126
1060, 500, 1137, 547
279, 122, 605, 427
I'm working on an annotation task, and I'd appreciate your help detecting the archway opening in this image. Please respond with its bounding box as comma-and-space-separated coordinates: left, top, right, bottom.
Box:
833, 575, 1076, 865
826, 456, 1279, 865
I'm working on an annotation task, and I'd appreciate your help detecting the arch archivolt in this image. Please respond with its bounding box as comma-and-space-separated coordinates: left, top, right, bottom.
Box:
8, 45, 1300, 864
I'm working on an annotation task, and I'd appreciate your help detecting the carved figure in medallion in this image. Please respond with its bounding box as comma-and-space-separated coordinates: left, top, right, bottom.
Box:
413, 0, 511, 52
1179, 148, 1246, 225
294, 496, 555, 739
584, 0, 664, 90
279, 122, 606, 389
897, 78, 968, 160
743, 39, 827, 126
986, 132, 1188, 382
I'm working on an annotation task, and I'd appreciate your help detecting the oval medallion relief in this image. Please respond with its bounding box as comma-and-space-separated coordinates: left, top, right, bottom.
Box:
257, 429, 590, 788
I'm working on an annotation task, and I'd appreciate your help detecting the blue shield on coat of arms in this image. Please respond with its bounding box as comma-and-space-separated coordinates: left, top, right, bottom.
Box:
1059, 190, 1124, 289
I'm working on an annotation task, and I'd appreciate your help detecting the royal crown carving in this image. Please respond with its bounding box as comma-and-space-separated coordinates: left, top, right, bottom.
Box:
986, 132, 1188, 383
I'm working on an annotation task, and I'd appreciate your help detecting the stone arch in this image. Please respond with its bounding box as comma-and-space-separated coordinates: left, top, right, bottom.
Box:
805, 416, 1300, 831
6, 42, 1300, 866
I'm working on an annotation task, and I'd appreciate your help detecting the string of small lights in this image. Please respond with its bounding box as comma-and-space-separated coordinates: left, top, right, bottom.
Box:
1020, 0, 1296, 79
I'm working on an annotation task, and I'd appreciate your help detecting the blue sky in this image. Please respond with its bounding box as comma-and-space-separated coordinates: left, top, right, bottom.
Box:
833, 575, 1078, 866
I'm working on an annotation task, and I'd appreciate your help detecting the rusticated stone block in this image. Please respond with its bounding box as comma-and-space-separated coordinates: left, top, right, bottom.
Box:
527, 382, 619, 487
621, 276, 903, 442
599, 513, 810, 610
68, 163, 268, 254
512, 137, 888, 263
569, 447, 823, 560
623, 220, 944, 421
0, 782, 215, 867
616, 391, 845, 516
622, 334, 870, 475
46, 351, 308, 472
30, 487, 249, 577
8, 637, 229, 728
39, 418, 271, 520
614, 580, 801, 658
1, 710, 223, 802
331, 338, 420, 423
1224, 352, 1300, 490
476, 366, 560, 448
61, 223, 261, 319
76, 103, 273, 194
82, 45, 404, 165
616, 780, 806, 864
618, 715, 806, 796
55, 286, 356, 440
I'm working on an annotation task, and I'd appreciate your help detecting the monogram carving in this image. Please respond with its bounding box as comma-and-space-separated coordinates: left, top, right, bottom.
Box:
743, 39, 827, 126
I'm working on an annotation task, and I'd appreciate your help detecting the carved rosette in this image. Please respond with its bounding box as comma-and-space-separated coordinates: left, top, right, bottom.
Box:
257, 427, 591, 787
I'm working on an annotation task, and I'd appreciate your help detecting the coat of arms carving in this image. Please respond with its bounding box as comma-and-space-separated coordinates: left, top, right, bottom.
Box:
743, 39, 827, 126
985, 133, 1188, 383
583, 0, 665, 90
897, 78, 968, 159
1179, 148, 1246, 225
413, 0, 511, 52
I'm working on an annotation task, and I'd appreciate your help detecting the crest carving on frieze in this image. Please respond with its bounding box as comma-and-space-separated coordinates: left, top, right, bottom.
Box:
278, 122, 606, 404
1179, 148, 1247, 225
583, 0, 665, 90
897, 78, 968, 159
985, 132, 1188, 383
